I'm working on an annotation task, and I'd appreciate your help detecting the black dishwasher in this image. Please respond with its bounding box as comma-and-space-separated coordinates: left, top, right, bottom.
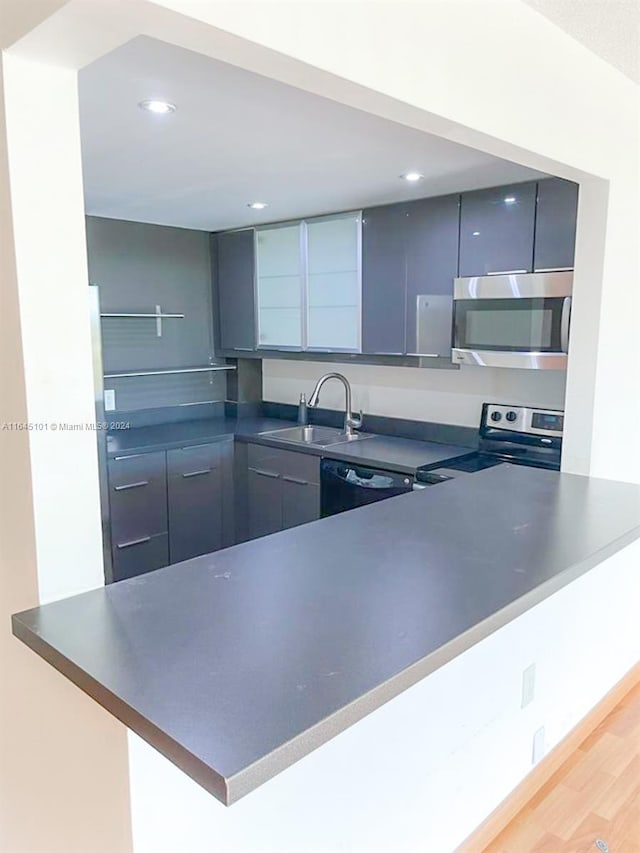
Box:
321, 459, 414, 517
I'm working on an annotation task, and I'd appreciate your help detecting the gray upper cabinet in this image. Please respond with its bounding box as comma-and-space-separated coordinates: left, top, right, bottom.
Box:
533, 178, 578, 271
255, 224, 304, 349
361, 204, 407, 355
167, 442, 229, 564
404, 195, 459, 357
306, 214, 361, 352
214, 230, 256, 352
458, 182, 537, 277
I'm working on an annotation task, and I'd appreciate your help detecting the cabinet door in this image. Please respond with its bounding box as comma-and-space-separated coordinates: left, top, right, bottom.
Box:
404, 195, 459, 356
247, 468, 282, 539
246, 444, 283, 539
215, 230, 256, 351
281, 478, 320, 529
306, 213, 361, 352
256, 224, 303, 349
167, 443, 225, 563
459, 183, 536, 277
533, 178, 578, 272
361, 204, 407, 355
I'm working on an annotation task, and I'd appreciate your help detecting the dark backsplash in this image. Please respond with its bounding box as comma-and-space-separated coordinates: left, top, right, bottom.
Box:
259, 401, 478, 447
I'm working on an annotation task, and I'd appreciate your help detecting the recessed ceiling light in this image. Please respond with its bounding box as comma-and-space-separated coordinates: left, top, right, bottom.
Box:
138, 100, 176, 115
504, 196, 516, 204
247, 202, 269, 210
401, 172, 424, 182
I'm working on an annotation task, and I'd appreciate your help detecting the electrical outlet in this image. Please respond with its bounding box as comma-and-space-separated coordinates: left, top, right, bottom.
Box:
104, 389, 116, 411
521, 663, 536, 708
532, 726, 545, 765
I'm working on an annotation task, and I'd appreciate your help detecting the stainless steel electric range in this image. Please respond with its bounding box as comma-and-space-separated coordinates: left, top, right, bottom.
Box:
414, 402, 563, 488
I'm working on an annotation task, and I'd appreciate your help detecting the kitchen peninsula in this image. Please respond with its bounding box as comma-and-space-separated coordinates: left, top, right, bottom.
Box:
13, 463, 640, 817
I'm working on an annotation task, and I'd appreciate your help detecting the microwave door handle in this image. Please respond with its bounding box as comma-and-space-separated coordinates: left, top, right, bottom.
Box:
561, 296, 572, 353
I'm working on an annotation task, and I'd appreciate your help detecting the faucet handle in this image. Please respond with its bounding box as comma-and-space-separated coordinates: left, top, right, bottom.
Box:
347, 410, 363, 431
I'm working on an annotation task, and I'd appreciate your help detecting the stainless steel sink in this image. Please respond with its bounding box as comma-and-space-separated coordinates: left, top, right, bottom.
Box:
259, 425, 373, 447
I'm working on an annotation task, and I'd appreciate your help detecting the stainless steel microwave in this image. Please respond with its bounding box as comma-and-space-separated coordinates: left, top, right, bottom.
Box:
452, 271, 572, 370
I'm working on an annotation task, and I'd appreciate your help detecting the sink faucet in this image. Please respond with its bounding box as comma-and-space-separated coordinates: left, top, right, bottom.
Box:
308, 373, 363, 438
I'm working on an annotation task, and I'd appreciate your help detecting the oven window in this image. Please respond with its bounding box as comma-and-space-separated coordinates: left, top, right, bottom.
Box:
454, 298, 564, 352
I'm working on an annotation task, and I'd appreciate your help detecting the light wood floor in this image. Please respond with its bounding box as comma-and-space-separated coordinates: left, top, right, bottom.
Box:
485, 681, 640, 853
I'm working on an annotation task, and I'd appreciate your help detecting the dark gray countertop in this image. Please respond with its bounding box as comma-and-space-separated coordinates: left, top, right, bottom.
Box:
13, 465, 640, 805
106, 416, 473, 473
106, 417, 287, 458
324, 434, 474, 473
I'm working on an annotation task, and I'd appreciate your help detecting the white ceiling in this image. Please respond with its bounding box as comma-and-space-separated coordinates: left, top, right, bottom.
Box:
79, 36, 544, 232
522, 0, 640, 83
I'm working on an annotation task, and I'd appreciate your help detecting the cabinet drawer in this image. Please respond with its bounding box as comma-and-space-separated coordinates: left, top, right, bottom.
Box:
247, 443, 320, 485
167, 442, 223, 477
108, 451, 167, 541
111, 532, 169, 582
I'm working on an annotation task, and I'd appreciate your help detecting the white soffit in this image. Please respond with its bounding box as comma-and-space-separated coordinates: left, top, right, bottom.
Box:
79, 36, 545, 231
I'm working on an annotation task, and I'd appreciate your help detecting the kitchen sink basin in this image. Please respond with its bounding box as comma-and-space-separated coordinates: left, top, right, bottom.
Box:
259, 425, 373, 447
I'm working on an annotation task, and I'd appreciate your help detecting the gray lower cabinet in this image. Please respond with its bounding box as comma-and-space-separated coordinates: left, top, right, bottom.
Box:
108, 451, 169, 581
167, 442, 231, 563
533, 178, 578, 271
245, 443, 320, 540
213, 229, 256, 352
108, 441, 234, 581
281, 476, 320, 530
247, 465, 282, 539
458, 182, 537, 277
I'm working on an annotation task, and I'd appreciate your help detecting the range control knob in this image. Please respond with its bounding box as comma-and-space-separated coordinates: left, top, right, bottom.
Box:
490, 411, 502, 422
506, 410, 518, 422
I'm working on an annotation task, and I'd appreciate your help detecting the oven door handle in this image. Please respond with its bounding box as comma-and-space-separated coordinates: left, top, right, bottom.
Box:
560, 296, 572, 353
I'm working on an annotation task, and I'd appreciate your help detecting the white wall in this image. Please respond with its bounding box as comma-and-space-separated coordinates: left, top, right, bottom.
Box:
1, 1, 638, 851
263, 359, 567, 427
0, 49, 132, 853
146, 0, 639, 483
127, 541, 640, 853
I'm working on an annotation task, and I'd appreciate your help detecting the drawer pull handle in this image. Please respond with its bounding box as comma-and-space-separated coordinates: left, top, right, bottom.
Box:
114, 480, 149, 491
534, 266, 574, 273
282, 476, 308, 486
250, 468, 280, 480
117, 536, 151, 549
182, 468, 213, 478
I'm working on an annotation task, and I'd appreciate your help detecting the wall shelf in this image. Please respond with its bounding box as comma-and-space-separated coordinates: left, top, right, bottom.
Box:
100, 305, 185, 337
104, 366, 237, 379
